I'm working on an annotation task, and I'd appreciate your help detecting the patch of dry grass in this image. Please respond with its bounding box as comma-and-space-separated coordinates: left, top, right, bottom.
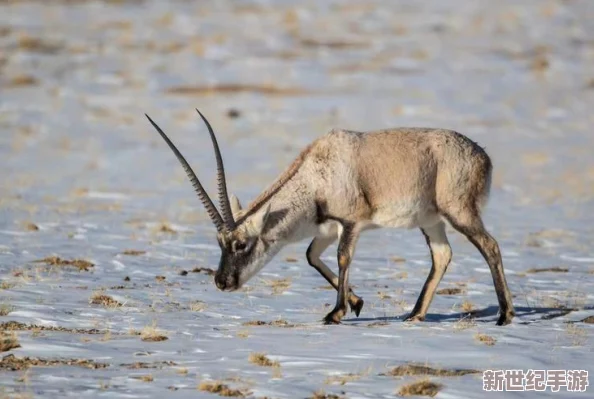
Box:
22, 222, 39, 231
7, 74, 39, 88
309, 390, 343, 399
189, 301, 207, 312
89, 292, 122, 308
241, 319, 297, 328
0, 354, 108, 371
167, 84, 310, 96
1, 332, 21, 352
140, 322, 168, 342
565, 323, 587, 346
453, 317, 477, 331
383, 364, 480, 377
33, 256, 94, 271
525, 267, 569, 273
391, 256, 406, 263
436, 287, 464, 295
132, 374, 154, 382
474, 333, 496, 346
325, 367, 371, 385
397, 379, 442, 397
0, 304, 14, 316
262, 277, 291, 295
580, 316, 594, 324
248, 352, 279, 368
121, 250, 146, 256
191, 267, 215, 275
460, 300, 474, 313
198, 380, 249, 397
0, 321, 106, 335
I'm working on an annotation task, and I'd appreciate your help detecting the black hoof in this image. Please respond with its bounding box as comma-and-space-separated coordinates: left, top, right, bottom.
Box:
350, 297, 364, 317
403, 313, 424, 323
323, 308, 346, 325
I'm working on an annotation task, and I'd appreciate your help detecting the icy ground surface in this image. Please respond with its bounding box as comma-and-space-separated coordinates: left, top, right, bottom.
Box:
1, 0, 593, 398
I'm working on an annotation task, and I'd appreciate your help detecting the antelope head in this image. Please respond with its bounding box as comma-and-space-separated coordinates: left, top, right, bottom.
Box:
146, 110, 275, 291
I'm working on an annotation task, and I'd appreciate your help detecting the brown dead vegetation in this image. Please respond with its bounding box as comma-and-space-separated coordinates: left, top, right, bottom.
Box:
0, 354, 108, 371
89, 292, 122, 308
580, 316, 594, 324
140, 322, 168, 342
397, 379, 442, 397
525, 267, 568, 273
309, 390, 344, 399
248, 352, 279, 368
198, 380, 249, 397
0, 321, 107, 335
0, 304, 14, 316
436, 287, 464, 295
300, 38, 368, 49
242, 319, 297, 328
7, 74, 39, 87
121, 250, 146, 256
382, 364, 480, 377
123, 361, 176, 369
22, 222, 39, 231
262, 277, 291, 295
132, 374, 154, 382
166, 84, 310, 96
1, 332, 21, 352
474, 333, 497, 346
33, 256, 94, 271
191, 267, 216, 275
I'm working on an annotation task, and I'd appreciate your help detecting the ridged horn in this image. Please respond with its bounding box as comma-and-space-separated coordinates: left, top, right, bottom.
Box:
195, 109, 236, 231
145, 114, 226, 232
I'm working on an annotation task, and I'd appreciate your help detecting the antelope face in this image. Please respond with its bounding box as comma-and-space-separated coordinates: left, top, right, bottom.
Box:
214, 203, 274, 291
146, 110, 277, 294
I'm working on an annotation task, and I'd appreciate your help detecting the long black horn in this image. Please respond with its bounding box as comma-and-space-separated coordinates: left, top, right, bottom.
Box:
145, 114, 226, 232
195, 109, 236, 231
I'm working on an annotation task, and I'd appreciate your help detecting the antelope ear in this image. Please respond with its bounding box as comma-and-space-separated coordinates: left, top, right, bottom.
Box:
230, 194, 242, 216
248, 203, 271, 236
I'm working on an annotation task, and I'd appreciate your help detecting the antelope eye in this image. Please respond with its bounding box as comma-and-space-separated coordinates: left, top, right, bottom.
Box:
233, 241, 247, 252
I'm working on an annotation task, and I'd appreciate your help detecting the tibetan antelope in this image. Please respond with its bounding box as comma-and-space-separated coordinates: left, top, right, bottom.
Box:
145, 110, 515, 326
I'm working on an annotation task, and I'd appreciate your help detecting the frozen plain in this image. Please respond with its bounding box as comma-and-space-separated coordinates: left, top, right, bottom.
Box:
0, 0, 593, 398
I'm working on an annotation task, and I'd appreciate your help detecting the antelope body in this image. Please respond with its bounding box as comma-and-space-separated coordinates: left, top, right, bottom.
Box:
146, 111, 515, 326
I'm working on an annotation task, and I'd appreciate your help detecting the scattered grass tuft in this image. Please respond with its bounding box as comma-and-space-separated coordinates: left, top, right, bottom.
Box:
191, 267, 216, 275
309, 390, 343, 399
580, 316, 594, 324
189, 301, 207, 312
0, 354, 108, 371
133, 374, 154, 382
121, 250, 146, 256
565, 323, 587, 346
242, 319, 297, 328
33, 256, 94, 271
460, 300, 474, 313
198, 380, 249, 397
397, 379, 442, 397
262, 277, 291, 295
22, 222, 39, 231
1, 332, 21, 352
7, 74, 39, 87
140, 322, 168, 342
436, 287, 464, 295
89, 291, 122, 308
474, 333, 496, 346
248, 352, 279, 368
0, 304, 14, 316
525, 267, 568, 274
382, 364, 480, 377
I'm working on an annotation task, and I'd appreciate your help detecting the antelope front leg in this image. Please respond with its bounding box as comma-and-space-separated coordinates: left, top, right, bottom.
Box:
307, 236, 365, 316
324, 223, 361, 325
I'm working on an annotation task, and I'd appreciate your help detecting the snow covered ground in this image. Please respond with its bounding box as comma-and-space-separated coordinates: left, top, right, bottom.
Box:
1, 0, 593, 397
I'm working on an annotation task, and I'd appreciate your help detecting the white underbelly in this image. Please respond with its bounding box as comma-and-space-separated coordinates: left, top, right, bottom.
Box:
371, 201, 439, 229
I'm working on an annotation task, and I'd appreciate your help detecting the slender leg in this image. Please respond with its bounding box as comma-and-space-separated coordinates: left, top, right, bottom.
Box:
446, 210, 515, 326
405, 221, 452, 322
324, 223, 361, 324
306, 236, 364, 316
